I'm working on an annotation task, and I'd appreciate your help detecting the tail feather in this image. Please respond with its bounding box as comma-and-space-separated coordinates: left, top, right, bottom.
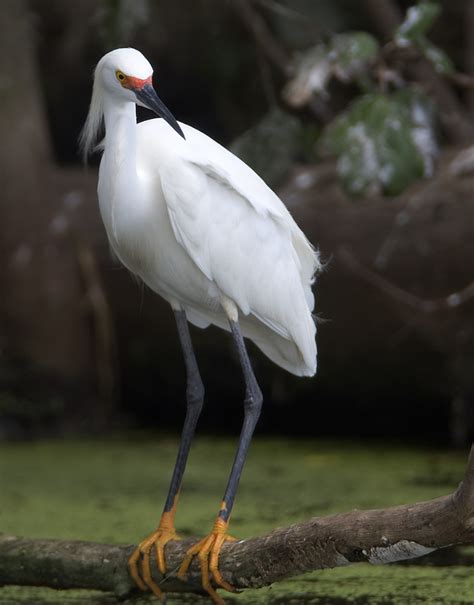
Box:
184, 304, 316, 377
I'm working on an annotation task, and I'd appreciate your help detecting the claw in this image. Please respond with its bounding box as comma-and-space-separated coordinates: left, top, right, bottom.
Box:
155, 529, 179, 574
128, 546, 147, 591
178, 516, 237, 605
128, 509, 180, 597
141, 541, 165, 598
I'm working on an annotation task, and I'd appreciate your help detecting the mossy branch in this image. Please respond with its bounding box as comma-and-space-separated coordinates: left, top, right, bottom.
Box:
1, 446, 473, 598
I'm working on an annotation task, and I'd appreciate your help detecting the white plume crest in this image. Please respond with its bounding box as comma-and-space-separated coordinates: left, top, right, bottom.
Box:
79, 61, 105, 161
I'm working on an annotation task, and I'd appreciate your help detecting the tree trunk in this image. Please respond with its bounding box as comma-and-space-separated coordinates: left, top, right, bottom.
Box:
0, 0, 110, 434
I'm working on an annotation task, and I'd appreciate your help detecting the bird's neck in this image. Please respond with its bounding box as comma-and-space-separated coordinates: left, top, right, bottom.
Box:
100, 98, 147, 243
103, 98, 139, 188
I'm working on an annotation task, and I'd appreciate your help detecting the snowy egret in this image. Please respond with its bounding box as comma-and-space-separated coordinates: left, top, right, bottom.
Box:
81, 48, 320, 604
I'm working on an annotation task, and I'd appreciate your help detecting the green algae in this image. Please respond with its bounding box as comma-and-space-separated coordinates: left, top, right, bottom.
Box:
228, 566, 474, 605
0, 437, 472, 604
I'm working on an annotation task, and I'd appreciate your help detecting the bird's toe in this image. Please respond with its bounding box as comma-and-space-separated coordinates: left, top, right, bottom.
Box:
177, 520, 237, 605
128, 527, 180, 597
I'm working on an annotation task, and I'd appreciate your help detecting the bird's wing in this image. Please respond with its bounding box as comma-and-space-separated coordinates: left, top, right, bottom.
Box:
161, 155, 292, 330
158, 124, 319, 369
160, 121, 319, 283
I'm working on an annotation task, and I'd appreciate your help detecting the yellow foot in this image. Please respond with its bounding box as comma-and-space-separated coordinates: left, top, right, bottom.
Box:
128, 524, 180, 598
177, 516, 237, 605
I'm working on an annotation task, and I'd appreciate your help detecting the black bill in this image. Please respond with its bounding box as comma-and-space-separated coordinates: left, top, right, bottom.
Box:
135, 84, 185, 140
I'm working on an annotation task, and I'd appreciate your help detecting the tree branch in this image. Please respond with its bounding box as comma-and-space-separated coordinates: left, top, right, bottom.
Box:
338, 247, 474, 314
1, 447, 473, 598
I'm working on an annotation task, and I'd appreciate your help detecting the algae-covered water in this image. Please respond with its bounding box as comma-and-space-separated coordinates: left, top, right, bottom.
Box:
0, 437, 472, 604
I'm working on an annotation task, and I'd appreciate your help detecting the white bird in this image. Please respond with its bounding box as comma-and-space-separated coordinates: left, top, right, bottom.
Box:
81, 47, 320, 605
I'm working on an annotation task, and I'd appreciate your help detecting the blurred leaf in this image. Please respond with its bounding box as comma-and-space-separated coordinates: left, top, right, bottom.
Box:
320, 90, 437, 197
394, 2, 453, 75
330, 32, 380, 82
231, 108, 309, 188
421, 42, 455, 74
284, 33, 379, 107
395, 2, 441, 46
394, 88, 438, 178
283, 45, 331, 107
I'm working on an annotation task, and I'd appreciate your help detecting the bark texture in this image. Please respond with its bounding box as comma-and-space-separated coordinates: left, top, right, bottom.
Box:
1, 447, 472, 598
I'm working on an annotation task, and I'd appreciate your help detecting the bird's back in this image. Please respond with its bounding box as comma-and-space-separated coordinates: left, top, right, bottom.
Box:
135, 119, 320, 376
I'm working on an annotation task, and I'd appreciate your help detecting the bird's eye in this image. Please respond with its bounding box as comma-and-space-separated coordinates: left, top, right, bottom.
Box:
116, 71, 126, 82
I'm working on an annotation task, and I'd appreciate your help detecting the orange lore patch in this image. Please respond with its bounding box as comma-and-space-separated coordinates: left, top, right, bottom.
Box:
122, 74, 152, 90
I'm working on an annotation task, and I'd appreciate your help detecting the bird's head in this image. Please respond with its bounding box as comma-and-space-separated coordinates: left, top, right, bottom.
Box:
80, 48, 184, 160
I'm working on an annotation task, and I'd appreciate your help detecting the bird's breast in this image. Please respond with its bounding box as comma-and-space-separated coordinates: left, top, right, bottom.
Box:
98, 169, 162, 269
97, 168, 218, 309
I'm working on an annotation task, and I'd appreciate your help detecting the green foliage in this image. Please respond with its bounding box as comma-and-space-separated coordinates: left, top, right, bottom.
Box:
282, 3, 454, 197
422, 42, 455, 75
330, 31, 380, 82
283, 32, 379, 107
282, 44, 332, 107
320, 90, 437, 196
395, 2, 441, 43
231, 108, 309, 187
395, 2, 454, 75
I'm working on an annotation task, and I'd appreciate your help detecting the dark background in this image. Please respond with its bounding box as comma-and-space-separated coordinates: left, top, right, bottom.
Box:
0, 0, 473, 445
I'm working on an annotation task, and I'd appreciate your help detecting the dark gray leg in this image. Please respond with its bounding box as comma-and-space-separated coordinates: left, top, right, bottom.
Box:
128, 309, 204, 591
218, 320, 263, 522
175, 319, 262, 599
163, 309, 204, 513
